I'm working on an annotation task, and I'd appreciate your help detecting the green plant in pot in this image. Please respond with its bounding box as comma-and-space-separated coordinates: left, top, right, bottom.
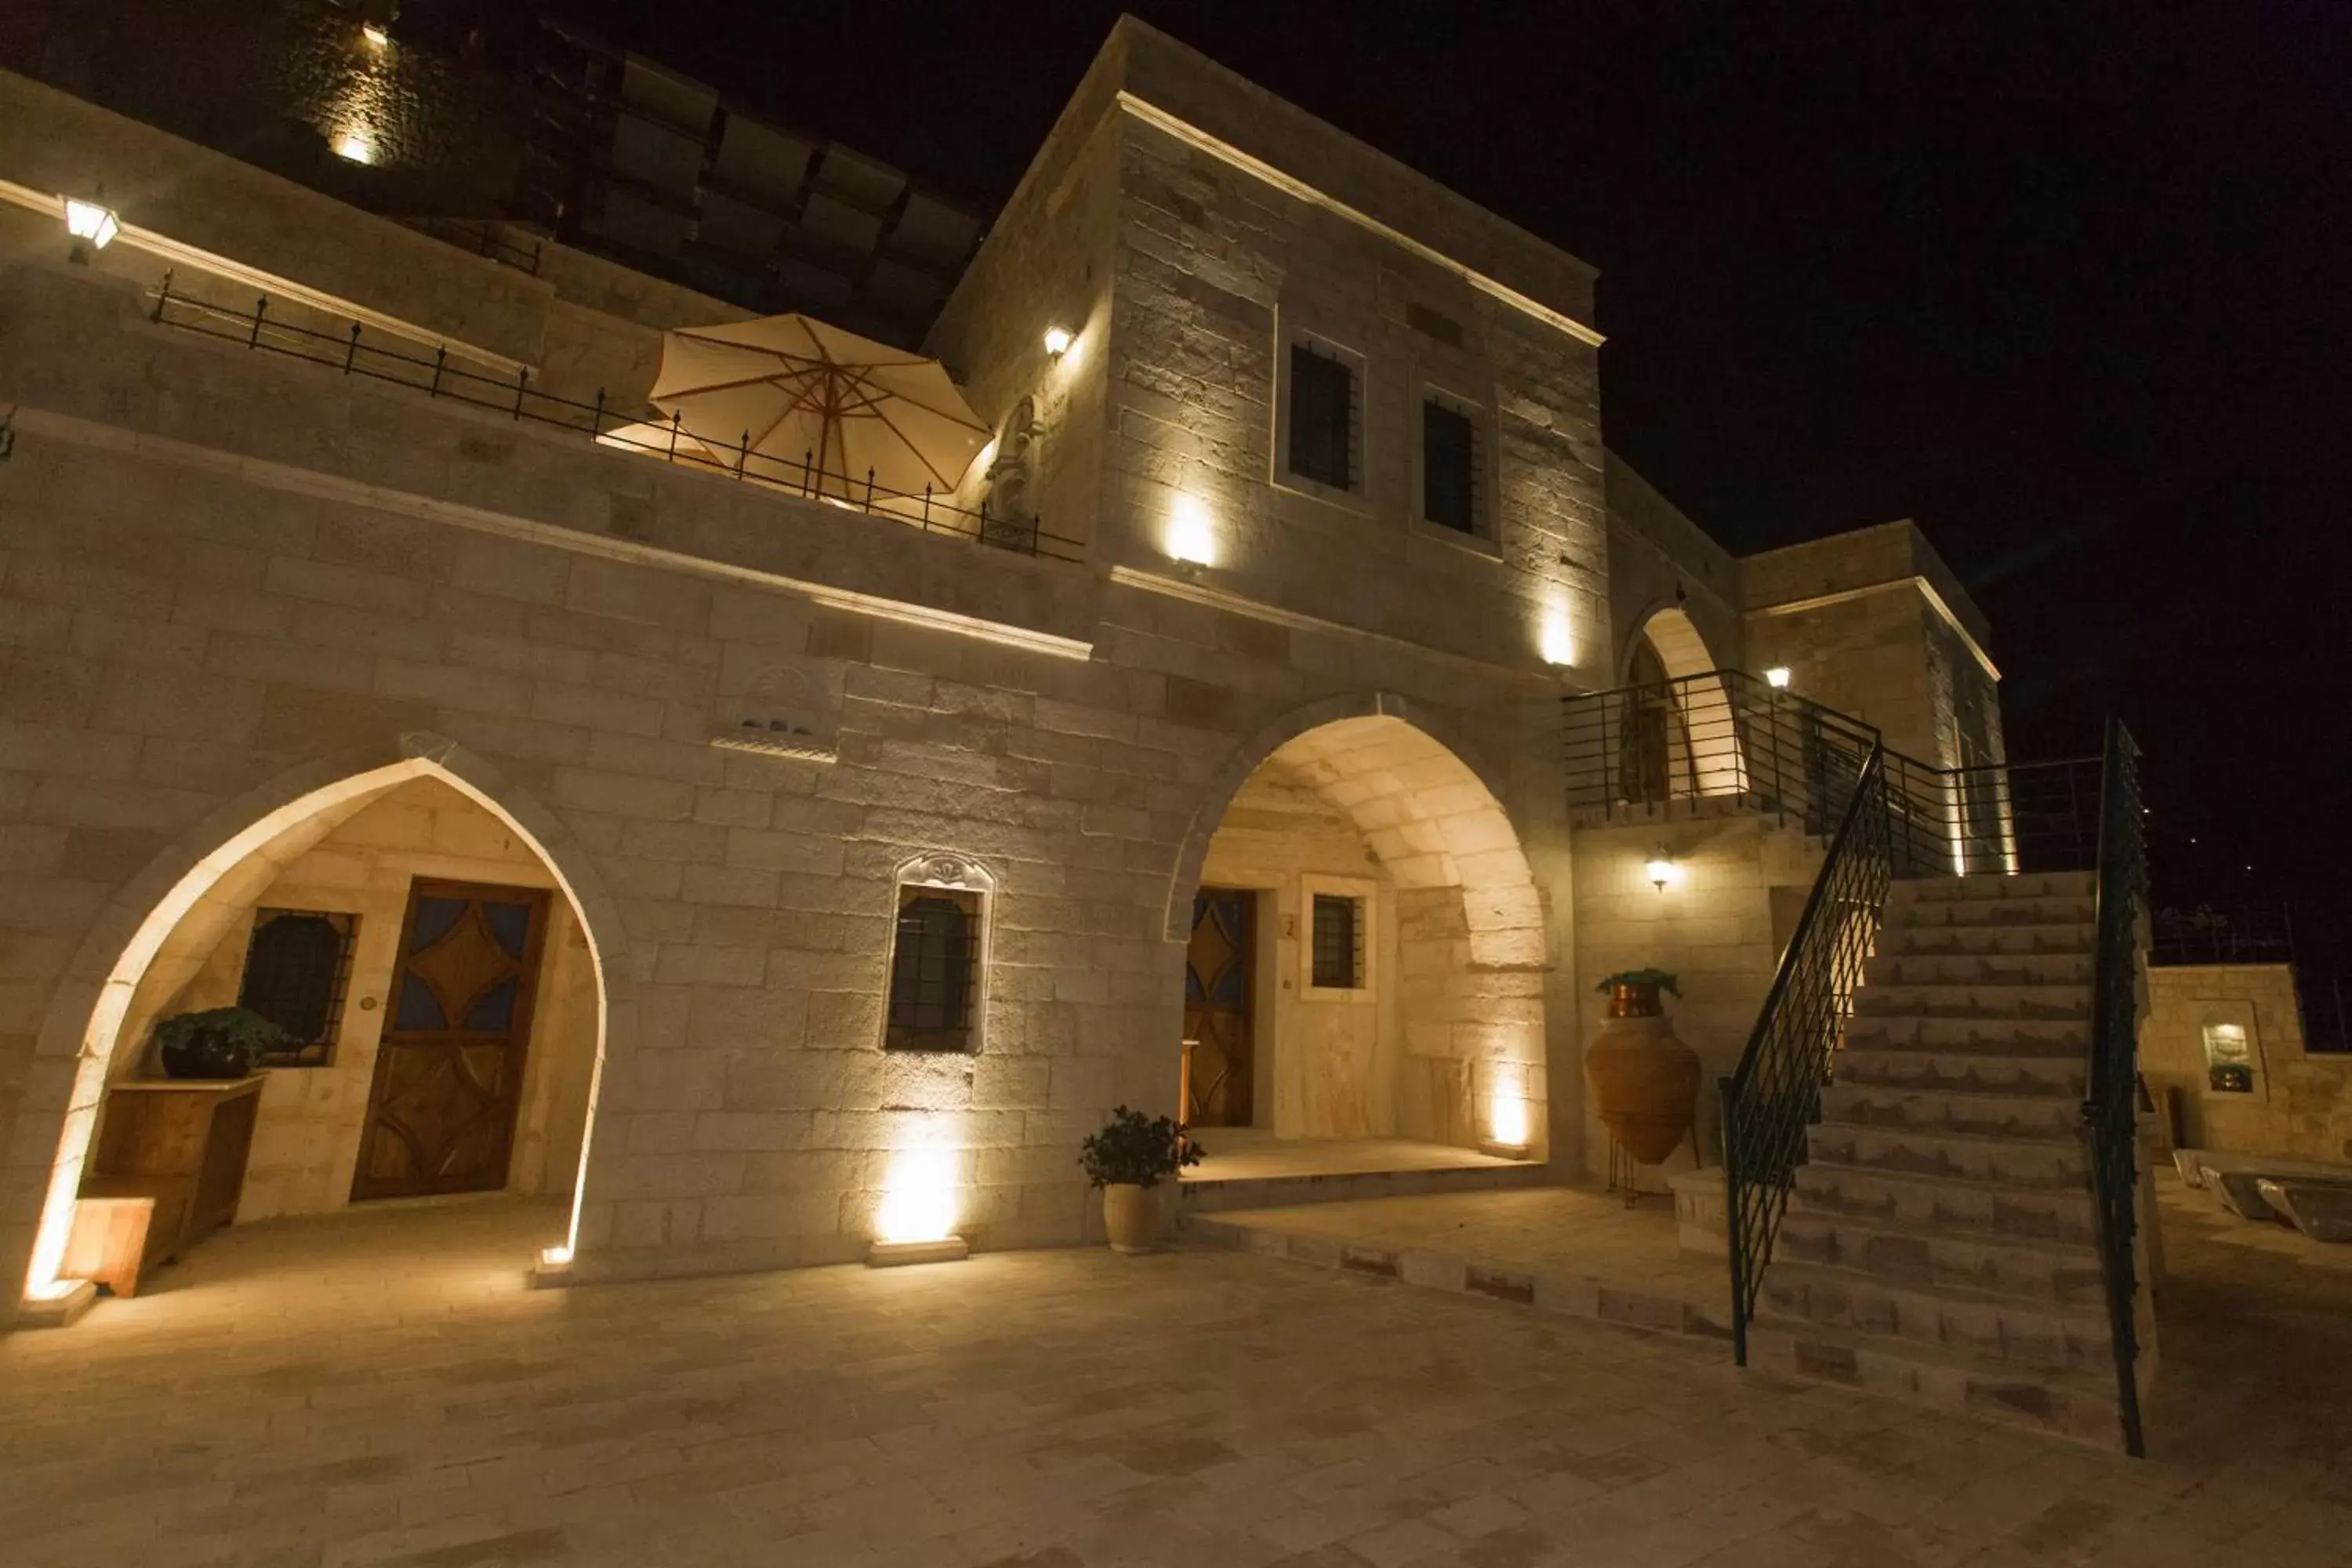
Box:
154, 1007, 290, 1080
1078, 1105, 1201, 1254
1595, 967, 1682, 1019
1584, 969, 1700, 1166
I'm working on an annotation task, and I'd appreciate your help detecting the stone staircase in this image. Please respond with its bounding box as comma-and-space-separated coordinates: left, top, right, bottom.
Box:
1745, 870, 2136, 1449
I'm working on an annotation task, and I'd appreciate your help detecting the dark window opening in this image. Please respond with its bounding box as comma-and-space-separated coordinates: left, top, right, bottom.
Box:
238, 909, 359, 1069
1422, 398, 1479, 535
887, 889, 979, 1050
1311, 894, 1363, 990
1288, 342, 1357, 491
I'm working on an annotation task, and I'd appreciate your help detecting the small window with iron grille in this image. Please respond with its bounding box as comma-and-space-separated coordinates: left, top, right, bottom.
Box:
237, 909, 360, 1068
1285, 337, 1362, 494
1421, 393, 1485, 537
886, 886, 981, 1051
1310, 894, 1364, 991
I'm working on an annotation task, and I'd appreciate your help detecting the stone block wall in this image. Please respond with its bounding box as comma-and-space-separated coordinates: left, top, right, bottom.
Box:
2143, 964, 2352, 1166
1570, 814, 1824, 1172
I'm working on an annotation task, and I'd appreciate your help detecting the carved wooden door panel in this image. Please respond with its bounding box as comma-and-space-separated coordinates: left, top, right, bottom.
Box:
351, 880, 550, 1203
1184, 888, 1254, 1127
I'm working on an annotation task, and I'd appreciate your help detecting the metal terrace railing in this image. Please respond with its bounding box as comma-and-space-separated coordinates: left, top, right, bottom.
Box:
1563, 670, 2100, 878
143, 272, 1084, 564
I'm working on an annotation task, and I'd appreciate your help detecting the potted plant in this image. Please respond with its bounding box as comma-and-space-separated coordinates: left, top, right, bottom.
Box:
1584, 969, 1701, 1164
1078, 1105, 1201, 1254
154, 1007, 291, 1080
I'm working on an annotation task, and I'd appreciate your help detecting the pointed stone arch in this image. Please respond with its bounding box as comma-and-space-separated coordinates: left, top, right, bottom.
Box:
10, 731, 629, 1316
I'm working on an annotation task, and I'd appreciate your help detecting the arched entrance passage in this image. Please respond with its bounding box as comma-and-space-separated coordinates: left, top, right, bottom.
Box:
1624, 605, 1743, 800
1168, 695, 1547, 1163
14, 735, 622, 1316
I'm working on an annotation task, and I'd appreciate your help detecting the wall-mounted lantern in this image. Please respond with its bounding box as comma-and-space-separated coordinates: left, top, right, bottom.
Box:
1042, 325, 1073, 360
63, 194, 120, 264
1763, 666, 1791, 689
1645, 844, 1681, 891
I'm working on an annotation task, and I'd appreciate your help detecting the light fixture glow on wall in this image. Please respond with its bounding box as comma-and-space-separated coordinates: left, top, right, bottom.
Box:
63, 195, 119, 263
1763, 666, 1791, 689
334, 129, 377, 165
361, 21, 390, 46
1487, 1073, 1531, 1152
1042, 325, 1073, 359
1167, 494, 1217, 566
1645, 844, 1682, 891
1539, 606, 1574, 667
875, 1145, 959, 1246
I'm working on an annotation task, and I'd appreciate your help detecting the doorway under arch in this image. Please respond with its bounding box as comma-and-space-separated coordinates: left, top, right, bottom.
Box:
16, 743, 618, 1318
1624, 605, 1744, 800
1175, 708, 1548, 1170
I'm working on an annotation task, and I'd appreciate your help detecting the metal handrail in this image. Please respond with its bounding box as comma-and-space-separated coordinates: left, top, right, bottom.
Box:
1564, 670, 2103, 880
1720, 742, 1893, 1364
142, 273, 1085, 564
2083, 719, 2148, 1456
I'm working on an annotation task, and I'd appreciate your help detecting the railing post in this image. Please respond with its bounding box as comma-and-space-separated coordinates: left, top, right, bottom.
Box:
429, 346, 445, 398
151, 267, 173, 325
343, 323, 361, 375
667, 409, 681, 463
249, 296, 268, 349
590, 388, 605, 438
739, 430, 751, 478
865, 466, 876, 512
512, 367, 529, 420
1721, 1076, 1746, 1366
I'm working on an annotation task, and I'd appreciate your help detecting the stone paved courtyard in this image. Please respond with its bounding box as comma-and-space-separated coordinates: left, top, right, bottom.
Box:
2, 1180, 2347, 1567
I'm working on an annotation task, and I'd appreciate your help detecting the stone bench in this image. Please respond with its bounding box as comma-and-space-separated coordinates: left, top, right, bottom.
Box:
2173, 1149, 2352, 1222
2253, 1178, 2352, 1243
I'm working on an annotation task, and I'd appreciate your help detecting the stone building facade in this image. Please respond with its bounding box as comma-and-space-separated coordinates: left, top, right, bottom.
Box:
0, 20, 2004, 1323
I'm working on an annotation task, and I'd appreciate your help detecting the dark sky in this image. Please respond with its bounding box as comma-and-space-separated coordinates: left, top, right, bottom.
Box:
514, 2, 2348, 950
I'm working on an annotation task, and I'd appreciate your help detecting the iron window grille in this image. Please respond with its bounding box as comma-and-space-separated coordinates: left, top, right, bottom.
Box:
1310, 894, 1364, 990
237, 909, 360, 1068
1288, 340, 1360, 492
886, 887, 980, 1051
1421, 396, 1483, 535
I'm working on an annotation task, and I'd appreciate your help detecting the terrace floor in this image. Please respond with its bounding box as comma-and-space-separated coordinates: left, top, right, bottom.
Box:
0, 1174, 2345, 1566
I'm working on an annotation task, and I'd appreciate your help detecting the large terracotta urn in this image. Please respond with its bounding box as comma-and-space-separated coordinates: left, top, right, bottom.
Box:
1584, 981, 1701, 1163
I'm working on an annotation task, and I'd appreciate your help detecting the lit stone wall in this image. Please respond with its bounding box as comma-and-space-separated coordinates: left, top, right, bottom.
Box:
1742, 521, 2002, 768
1569, 814, 1824, 1173
1606, 454, 1744, 683
2143, 965, 2352, 1166
107, 779, 598, 1221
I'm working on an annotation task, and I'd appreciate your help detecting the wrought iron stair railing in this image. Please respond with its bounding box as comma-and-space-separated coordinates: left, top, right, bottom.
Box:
1719, 741, 1893, 1366
2084, 718, 2149, 1456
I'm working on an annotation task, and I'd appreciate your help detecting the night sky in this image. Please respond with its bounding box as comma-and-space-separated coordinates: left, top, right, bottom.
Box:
495, 3, 2347, 973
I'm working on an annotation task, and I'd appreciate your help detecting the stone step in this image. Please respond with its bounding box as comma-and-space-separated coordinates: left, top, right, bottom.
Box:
1878, 921, 2096, 959
1892, 872, 2098, 904
1853, 982, 2090, 1022
1790, 1161, 2098, 1247
1777, 1211, 2107, 1306
1806, 1121, 2088, 1189
1759, 1259, 2111, 1372
1836, 1047, 2086, 1100
1174, 1157, 1549, 1214
1744, 1316, 2126, 1450
1820, 1082, 2084, 1142
1844, 1016, 2087, 1058
1893, 895, 2096, 930
1864, 951, 2093, 989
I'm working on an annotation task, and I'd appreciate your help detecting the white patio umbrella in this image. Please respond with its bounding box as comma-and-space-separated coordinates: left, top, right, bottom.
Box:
648, 314, 992, 503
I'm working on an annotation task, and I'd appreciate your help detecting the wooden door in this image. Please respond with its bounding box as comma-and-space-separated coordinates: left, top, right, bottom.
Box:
351, 880, 550, 1203
1183, 888, 1254, 1127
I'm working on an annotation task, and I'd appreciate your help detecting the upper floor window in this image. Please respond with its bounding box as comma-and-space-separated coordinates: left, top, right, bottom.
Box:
1285, 339, 1361, 494
1421, 395, 1483, 535
238, 909, 360, 1068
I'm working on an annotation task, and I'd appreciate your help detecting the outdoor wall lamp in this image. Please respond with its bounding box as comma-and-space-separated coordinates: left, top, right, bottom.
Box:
362, 21, 390, 46
1042, 325, 1074, 359
63, 194, 119, 264
1763, 666, 1791, 689
1645, 845, 1681, 891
